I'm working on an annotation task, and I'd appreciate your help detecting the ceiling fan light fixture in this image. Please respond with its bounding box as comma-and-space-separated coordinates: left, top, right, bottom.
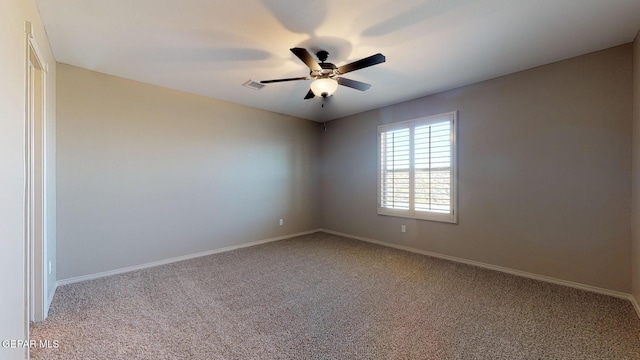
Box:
310, 78, 338, 98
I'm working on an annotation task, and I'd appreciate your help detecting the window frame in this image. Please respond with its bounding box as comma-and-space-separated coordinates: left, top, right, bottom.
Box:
377, 111, 458, 224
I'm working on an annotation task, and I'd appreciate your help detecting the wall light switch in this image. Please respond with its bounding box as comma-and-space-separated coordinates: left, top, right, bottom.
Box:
401, 225, 406, 233
279, 219, 283, 226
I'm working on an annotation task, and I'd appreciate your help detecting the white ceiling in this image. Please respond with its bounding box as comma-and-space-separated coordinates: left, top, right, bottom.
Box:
36, 0, 640, 122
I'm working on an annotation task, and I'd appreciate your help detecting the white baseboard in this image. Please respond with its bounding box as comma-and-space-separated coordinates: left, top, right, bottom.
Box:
320, 229, 634, 302
57, 229, 322, 286
631, 295, 640, 319
45, 284, 56, 318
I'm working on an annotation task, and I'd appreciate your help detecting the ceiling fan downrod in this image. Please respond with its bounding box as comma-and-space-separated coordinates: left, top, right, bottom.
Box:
316, 50, 329, 63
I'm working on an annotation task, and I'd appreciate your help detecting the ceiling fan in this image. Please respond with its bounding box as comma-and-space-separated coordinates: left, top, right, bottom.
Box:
261, 48, 386, 99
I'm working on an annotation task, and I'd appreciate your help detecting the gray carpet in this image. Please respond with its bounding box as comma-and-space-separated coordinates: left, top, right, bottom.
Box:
31, 232, 640, 359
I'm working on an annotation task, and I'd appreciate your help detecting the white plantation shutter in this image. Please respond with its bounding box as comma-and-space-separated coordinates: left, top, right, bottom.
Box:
378, 112, 457, 223
414, 121, 451, 213
380, 127, 410, 210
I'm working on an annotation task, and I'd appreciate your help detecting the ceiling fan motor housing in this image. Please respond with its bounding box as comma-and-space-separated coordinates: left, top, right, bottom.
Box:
312, 64, 337, 79
310, 61, 336, 79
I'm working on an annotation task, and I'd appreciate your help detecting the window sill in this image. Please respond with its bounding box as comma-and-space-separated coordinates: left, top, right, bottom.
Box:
377, 209, 458, 224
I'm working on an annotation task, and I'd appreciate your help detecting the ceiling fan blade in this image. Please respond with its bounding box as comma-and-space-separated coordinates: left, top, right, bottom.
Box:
304, 89, 315, 99
337, 77, 372, 91
260, 77, 309, 84
336, 53, 386, 75
290, 48, 322, 71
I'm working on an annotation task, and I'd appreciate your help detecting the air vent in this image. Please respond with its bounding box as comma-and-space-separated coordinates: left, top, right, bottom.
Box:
242, 80, 265, 90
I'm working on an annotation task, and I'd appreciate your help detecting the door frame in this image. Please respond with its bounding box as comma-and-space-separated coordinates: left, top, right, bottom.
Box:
24, 20, 48, 330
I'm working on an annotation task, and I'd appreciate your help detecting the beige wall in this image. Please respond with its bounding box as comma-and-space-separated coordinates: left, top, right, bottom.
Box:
320, 45, 633, 293
57, 64, 320, 280
632, 33, 640, 305
0, 0, 56, 357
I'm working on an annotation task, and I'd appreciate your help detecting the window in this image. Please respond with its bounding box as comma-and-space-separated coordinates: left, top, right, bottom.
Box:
378, 111, 457, 223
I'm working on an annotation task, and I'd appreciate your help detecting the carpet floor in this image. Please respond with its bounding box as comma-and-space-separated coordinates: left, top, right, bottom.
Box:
31, 232, 640, 359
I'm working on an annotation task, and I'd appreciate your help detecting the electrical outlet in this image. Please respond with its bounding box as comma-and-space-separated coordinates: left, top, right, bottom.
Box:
401, 225, 406, 233
279, 219, 283, 226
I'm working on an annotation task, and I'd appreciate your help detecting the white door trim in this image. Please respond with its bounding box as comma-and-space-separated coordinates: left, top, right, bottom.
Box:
25, 20, 48, 330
